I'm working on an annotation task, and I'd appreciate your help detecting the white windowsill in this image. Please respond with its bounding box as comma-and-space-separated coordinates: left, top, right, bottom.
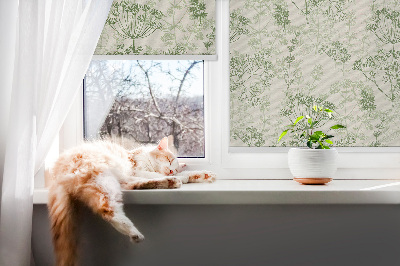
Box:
33, 179, 400, 205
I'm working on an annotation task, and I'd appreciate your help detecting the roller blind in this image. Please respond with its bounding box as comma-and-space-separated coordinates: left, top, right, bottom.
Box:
95, 0, 216, 59
230, 0, 400, 147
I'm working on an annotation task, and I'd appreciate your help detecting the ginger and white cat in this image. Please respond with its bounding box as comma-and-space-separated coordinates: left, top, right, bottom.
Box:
48, 137, 216, 266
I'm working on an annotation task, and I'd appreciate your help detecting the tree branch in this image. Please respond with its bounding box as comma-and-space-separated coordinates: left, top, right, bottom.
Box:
137, 60, 163, 115
174, 60, 202, 115
125, 107, 204, 130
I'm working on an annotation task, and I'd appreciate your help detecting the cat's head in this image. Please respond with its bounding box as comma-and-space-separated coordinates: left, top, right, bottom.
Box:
149, 137, 179, 176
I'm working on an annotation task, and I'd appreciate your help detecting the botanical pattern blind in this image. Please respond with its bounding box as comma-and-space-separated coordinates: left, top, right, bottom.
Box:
230, 0, 400, 147
95, 0, 215, 56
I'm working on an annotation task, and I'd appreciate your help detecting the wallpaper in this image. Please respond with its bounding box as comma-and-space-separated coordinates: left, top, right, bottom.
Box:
95, 0, 215, 55
230, 0, 400, 147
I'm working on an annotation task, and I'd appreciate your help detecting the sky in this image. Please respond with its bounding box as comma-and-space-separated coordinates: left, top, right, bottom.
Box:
87, 60, 204, 97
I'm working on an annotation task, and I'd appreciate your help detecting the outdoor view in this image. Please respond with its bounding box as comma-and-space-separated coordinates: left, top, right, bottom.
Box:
84, 60, 205, 158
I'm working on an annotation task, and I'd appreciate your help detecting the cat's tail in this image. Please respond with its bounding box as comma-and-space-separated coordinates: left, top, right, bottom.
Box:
48, 183, 78, 266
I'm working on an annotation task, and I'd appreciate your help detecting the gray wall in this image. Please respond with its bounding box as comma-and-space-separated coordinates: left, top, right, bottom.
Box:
32, 205, 400, 266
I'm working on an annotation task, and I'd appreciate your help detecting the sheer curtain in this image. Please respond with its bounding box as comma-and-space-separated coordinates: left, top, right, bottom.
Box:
0, 0, 112, 265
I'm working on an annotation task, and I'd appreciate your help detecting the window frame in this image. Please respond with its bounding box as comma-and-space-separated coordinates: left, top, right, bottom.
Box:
59, 0, 400, 181
82, 59, 208, 160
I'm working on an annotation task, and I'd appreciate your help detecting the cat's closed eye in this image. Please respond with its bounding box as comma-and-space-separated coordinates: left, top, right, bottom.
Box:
156, 154, 174, 164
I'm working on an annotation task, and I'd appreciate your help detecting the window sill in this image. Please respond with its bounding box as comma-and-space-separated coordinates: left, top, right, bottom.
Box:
33, 180, 400, 205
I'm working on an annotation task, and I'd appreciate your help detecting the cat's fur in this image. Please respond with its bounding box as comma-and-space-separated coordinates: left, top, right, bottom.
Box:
48, 137, 216, 266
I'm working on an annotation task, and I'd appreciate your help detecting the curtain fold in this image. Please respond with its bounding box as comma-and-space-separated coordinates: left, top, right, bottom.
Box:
0, 0, 113, 265
0, 0, 18, 199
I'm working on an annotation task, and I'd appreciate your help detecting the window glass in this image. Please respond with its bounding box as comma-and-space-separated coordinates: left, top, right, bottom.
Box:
84, 60, 205, 158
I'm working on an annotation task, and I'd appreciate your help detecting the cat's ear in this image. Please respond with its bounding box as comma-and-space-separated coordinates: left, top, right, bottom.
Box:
167, 135, 178, 155
157, 137, 168, 151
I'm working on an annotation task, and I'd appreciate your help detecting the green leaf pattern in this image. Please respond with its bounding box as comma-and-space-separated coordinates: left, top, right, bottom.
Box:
230, 0, 400, 147
95, 0, 215, 55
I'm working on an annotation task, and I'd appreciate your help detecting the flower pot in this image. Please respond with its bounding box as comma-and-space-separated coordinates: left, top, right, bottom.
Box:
288, 148, 338, 185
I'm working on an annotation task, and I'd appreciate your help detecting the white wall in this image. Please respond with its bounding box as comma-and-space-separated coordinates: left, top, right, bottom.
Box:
33, 204, 400, 266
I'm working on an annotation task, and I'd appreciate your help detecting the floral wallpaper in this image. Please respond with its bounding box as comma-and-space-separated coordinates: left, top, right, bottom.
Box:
230, 0, 400, 147
95, 0, 215, 55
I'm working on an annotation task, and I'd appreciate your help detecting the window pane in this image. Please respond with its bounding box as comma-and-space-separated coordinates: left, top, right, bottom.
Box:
84, 60, 205, 158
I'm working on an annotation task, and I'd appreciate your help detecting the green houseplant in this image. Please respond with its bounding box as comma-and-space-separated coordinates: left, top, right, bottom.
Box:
278, 105, 346, 185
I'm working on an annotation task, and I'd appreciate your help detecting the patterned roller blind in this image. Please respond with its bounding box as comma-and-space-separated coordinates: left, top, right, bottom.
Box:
230, 0, 400, 147
95, 0, 216, 58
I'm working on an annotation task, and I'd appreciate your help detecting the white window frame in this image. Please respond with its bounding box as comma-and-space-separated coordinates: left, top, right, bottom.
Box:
58, 0, 400, 181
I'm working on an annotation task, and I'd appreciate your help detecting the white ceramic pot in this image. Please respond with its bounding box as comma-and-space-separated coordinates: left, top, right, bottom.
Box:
288, 148, 338, 184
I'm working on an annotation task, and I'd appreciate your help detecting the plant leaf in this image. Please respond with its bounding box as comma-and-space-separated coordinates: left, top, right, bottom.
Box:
308, 118, 312, 125
310, 134, 318, 141
314, 131, 324, 137
331, 124, 346, 129
325, 139, 333, 144
310, 131, 324, 141
324, 109, 333, 113
318, 140, 330, 149
307, 139, 313, 148
322, 135, 334, 140
293, 116, 304, 125
278, 130, 288, 142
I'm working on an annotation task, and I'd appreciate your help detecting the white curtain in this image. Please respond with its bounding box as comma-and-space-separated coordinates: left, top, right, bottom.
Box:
0, 0, 113, 265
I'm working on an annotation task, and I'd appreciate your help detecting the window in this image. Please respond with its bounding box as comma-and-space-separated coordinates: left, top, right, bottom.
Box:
56, 0, 399, 181
229, 0, 400, 149
83, 60, 205, 158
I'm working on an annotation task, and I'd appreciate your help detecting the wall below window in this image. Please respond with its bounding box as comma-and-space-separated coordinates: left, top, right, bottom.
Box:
33, 205, 400, 266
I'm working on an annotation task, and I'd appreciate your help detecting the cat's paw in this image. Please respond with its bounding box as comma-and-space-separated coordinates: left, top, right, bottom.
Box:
177, 163, 187, 173
166, 177, 182, 189
187, 171, 217, 183
130, 232, 145, 243
203, 171, 217, 183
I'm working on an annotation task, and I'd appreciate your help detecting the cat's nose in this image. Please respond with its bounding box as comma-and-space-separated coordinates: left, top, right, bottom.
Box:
169, 170, 173, 175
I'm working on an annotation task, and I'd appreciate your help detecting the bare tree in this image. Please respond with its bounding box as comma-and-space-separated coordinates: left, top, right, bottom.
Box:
85, 60, 204, 157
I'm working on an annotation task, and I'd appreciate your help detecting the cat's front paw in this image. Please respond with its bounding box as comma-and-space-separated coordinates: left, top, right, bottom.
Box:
202, 171, 216, 183
177, 163, 187, 173
187, 171, 217, 183
130, 232, 145, 243
166, 177, 182, 189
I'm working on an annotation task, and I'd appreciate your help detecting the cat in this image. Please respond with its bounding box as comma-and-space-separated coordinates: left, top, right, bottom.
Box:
48, 137, 216, 266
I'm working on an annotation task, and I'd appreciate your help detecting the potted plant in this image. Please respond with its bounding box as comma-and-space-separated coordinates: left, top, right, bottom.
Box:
278, 105, 346, 185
